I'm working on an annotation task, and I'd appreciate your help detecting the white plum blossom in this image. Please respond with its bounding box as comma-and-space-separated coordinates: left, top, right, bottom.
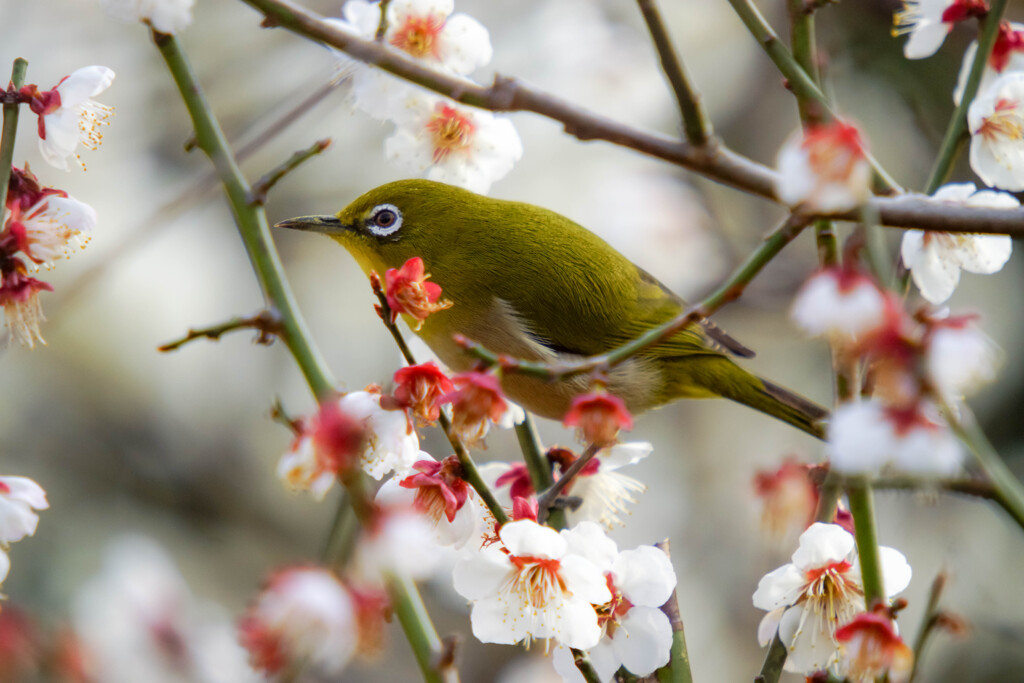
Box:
276, 434, 337, 500
775, 121, 872, 213
954, 23, 1024, 105
0, 476, 48, 545
791, 267, 888, 342
36, 66, 115, 172
453, 519, 611, 649
828, 400, 963, 476
12, 194, 97, 267
239, 567, 360, 676
566, 442, 650, 529
556, 522, 677, 680
340, 390, 420, 479
968, 72, 1024, 191
385, 93, 523, 194
892, 0, 968, 59
73, 535, 260, 683
100, 0, 194, 34
354, 504, 442, 584
753, 523, 912, 676
926, 317, 1002, 401
332, 0, 491, 120
901, 183, 1014, 304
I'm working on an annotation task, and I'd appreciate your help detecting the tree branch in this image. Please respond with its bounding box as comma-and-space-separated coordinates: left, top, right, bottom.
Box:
157, 310, 282, 352
236, 0, 1024, 235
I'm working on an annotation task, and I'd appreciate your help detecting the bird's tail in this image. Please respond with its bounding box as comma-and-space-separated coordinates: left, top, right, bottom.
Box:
663, 356, 829, 439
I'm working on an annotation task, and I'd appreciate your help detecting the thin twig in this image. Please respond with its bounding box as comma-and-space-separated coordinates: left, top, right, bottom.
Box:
249, 137, 332, 205
241, 0, 1024, 234
909, 571, 948, 683
571, 648, 603, 683
636, 0, 712, 145
157, 310, 282, 352
456, 215, 811, 383
537, 444, 599, 524
754, 632, 789, 683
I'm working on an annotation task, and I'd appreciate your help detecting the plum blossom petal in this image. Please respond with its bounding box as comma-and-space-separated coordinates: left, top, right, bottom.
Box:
36, 66, 115, 172
968, 72, 1024, 191
791, 268, 887, 342
0, 476, 49, 544
775, 122, 871, 213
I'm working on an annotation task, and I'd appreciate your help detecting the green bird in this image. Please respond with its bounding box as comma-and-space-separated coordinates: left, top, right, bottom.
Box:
277, 179, 828, 438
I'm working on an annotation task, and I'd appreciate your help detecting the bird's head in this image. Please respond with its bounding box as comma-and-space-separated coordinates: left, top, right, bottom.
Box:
274, 178, 478, 276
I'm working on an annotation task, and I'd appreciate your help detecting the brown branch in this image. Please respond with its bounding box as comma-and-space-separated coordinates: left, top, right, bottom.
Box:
537, 444, 599, 524
158, 310, 282, 352
237, 0, 1024, 236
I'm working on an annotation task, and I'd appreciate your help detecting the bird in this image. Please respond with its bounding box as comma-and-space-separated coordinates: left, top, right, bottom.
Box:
276, 179, 828, 438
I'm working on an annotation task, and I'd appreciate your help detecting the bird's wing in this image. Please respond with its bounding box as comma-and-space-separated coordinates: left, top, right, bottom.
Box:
620, 265, 755, 359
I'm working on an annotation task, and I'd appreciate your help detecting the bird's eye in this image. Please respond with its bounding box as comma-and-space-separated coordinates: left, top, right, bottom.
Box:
367, 204, 403, 238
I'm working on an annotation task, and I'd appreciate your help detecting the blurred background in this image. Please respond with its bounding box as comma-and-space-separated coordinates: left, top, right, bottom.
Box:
2, 0, 1024, 680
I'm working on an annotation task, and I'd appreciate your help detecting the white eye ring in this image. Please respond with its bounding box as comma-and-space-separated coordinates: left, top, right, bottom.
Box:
367, 204, 403, 237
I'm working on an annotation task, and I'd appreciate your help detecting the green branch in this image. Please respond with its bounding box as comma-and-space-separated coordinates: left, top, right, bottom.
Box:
152, 31, 451, 683
0, 58, 28, 216
153, 31, 335, 399
847, 479, 885, 606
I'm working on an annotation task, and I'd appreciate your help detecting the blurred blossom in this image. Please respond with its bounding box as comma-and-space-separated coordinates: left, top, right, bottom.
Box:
834, 609, 913, 683
275, 399, 367, 499
555, 523, 677, 680
73, 535, 260, 683
893, 0, 987, 59
276, 434, 337, 501
239, 567, 373, 677
753, 523, 912, 677
968, 72, 1024, 191
828, 400, 963, 475
754, 459, 819, 541
925, 315, 1002, 401
354, 503, 443, 583
339, 389, 420, 480
775, 122, 871, 213
441, 371, 510, 447
954, 22, 1024, 104
0, 476, 48, 545
99, 0, 195, 35
0, 606, 41, 679
790, 267, 887, 343
384, 94, 522, 194
20, 66, 115, 172
900, 183, 1015, 304
453, 519, 611, 649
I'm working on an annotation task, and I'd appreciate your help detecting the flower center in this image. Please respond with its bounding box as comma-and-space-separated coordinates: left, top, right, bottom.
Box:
978, 98, 1024, 141
804, 125, 865, 183
390, 15, 445, 59
595, 575, 633, 637
413, 486, 449, 525
426, 104, 475, 164
802, 560, 862, 624
507, 555, 566, 609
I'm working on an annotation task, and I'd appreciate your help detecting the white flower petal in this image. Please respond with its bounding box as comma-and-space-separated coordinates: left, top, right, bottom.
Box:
779, 604, 840, 674
560, 521, 618, 571
879, 546, 913, 597
500, 519, 566, 559
555, 598, 603, 649
792, 523, 855, 569
559, 555, 612, 606
453, 547, 514, 600
611, 606, 673, 676
903, 21, 950, 59
612, 546, 676, 608
752, 564, 807, 611
469, 595, 525, 645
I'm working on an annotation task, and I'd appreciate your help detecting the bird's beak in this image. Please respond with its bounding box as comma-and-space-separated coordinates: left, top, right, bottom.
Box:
274, 215, 353, 235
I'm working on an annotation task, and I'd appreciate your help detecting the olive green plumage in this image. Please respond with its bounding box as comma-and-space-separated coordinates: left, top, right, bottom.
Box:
278, 179, 827, 438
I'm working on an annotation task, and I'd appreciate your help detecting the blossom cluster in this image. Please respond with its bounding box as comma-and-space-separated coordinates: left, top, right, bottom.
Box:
330, 0, 523, 194
791, 258, 1003, 475
2, 66, 115, 346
